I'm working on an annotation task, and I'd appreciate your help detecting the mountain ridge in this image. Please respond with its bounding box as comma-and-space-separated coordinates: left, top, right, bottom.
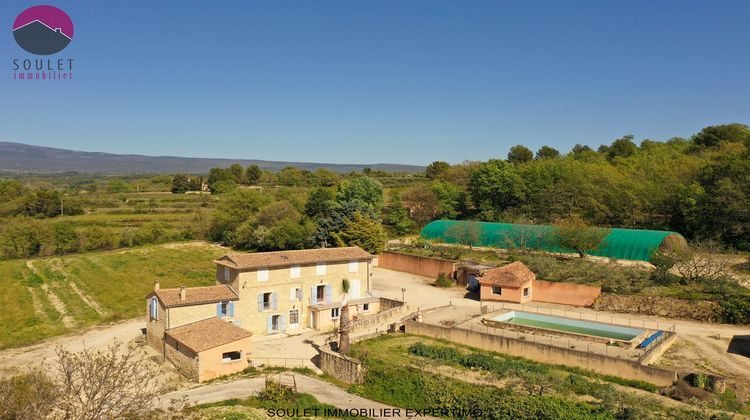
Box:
0, 142, 425, 174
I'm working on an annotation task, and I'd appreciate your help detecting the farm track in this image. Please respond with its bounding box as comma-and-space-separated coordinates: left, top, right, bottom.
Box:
26, 260, 75, 328
47, 258, 108, 317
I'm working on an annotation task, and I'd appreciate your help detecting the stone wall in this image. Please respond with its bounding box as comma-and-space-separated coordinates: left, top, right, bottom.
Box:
532, 280, 601, 307
163, 335, 199, 382
404, 320, 677, 386
593, 293, 721, 322
350, 299, 409, 334
378, 252, 457, 279
318, 347, 364, 384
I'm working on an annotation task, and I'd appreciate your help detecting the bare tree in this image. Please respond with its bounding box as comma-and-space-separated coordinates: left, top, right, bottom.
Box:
551, 215, 610, 258
502, 223, 538, 254
673, 239, 736, 283
54, 341, 171, 419
0, 367, 58, 420
445, 221, 481, 249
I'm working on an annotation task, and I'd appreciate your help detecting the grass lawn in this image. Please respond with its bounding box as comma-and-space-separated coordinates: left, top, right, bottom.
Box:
0, 242, 226, 350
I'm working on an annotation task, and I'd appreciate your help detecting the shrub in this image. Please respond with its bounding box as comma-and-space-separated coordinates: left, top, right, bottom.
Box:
435, 273, 453, 287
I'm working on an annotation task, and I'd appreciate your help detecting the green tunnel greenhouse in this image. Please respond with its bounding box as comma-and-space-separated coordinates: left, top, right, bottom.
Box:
419, 220, 687, 262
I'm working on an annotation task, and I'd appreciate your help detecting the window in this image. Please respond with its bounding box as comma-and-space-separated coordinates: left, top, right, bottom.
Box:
222, 351, 242, 362
523, 287, 530, 297
149, 297, 158, 320
269, 314, 281, 333
316, 285, 326, 303
362, 303, 370, 312
257, 268, 269, 282
316, 262, 326, 276
262, 292, 273, 310
224, 267, 230, 282
219, 301, 229, 317
349, 279, 361, 298
291, 287, 302, 301
290, 265, 300, 278
491, 286, 502, 295
349, 260, 358, 273
289, 309, 299, 325
331, 307, 340, 319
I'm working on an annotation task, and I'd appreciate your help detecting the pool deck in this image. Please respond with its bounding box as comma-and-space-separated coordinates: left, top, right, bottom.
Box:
484, 309, 652, 348
440, 308, 648, 360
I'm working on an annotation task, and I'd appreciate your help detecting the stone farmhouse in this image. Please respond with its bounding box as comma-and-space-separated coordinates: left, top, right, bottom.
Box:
145, 246, 379, 381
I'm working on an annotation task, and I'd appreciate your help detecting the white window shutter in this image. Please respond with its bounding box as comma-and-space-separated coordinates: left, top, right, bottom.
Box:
350, 280, 361, 298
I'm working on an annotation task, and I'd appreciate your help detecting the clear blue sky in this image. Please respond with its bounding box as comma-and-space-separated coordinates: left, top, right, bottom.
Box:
1, 1, 748, 165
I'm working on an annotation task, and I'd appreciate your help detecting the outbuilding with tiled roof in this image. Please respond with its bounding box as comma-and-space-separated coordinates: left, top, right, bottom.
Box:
478, 261, 535, 304
163, 317, 252, 382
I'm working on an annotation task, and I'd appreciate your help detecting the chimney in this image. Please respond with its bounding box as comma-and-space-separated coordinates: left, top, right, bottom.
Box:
180, 286, 186, 301
55, 28, 61, 33
153, 280, 160, 291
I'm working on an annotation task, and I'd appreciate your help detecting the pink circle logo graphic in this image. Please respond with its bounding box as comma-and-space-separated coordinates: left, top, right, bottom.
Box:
13, 5, 73, 55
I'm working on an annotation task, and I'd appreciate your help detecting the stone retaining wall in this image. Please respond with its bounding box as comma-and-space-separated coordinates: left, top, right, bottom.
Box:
318, 347, 364, 384
593, 294, 720, 322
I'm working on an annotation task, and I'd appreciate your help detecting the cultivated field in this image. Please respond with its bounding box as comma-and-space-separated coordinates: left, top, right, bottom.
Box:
0, 242, 226, 350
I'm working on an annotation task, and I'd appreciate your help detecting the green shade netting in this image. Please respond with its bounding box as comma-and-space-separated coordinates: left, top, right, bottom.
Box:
420, 220, 685, 262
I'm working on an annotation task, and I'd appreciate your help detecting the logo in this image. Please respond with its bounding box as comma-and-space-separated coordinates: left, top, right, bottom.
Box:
13, 5, 73, 55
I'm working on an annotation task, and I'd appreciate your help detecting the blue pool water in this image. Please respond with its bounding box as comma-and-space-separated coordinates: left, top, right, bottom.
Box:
491, 311, 644, 341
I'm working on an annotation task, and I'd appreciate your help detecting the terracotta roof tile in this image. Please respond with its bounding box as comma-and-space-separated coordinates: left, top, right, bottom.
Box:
150, 285, 238, 308
214, 246, 373, 270
165, 317, 251, 353
479, 261, 535, 287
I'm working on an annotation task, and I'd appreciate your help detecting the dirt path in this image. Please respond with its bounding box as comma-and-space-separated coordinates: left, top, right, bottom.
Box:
0, 318, 143, 377
48, 258, 108, 317
159, 374, 437, 419
26, 260, 75, 328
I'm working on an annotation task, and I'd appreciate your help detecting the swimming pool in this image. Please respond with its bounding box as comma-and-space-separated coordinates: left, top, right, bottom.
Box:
490, 311, 645, 341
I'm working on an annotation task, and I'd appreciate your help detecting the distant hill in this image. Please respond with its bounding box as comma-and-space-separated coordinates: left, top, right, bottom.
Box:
0, 142, 425, 174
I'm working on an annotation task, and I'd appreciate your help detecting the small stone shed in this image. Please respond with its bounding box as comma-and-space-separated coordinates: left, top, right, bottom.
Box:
164, 317, 252, 382
478, 261, 535, 304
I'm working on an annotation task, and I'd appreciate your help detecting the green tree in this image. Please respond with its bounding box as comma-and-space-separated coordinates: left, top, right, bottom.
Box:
425, 161, 451, 180
551, 215, 610, 258
229, 163, 245, 184
304, 187, 336, 219
276, 167, 308, 187
245, 165, 262, 185
337, 211, 387, 254
570, 144, 593, 155
211, 179, 238, 194
81, 226, 118, 251
535, 146, 560, 160
401, 183, 439, 226
335, 177, 384, 214
691, 123, 750, 148
312, 168, 339, 187
0, 219, 51, 258
171, 174, 190, 194
693, 150, 750, 249
382, 192, 415, 236
52, 222, 79, 254
607, 135, 638, 160
208, 189, 271, 242
106, 179, 131, 193
468, 159, 526, 220
507, 145, 534, 164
